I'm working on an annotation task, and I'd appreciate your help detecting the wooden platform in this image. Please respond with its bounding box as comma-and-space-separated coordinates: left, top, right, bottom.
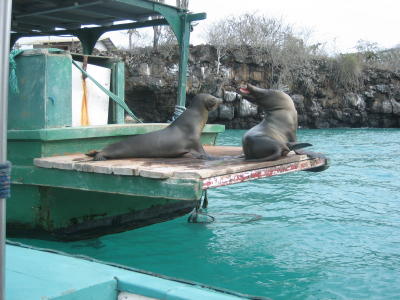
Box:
34, 146, 328, 190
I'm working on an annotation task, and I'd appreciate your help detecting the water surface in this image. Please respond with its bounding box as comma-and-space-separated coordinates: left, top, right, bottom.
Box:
15, 129, 400, 299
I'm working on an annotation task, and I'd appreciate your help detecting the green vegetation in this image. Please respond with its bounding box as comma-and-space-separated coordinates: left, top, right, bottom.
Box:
120, 12, 398, 94
329, 54, 363, 91
202, 13, 399, 91
204, 13, 323, 87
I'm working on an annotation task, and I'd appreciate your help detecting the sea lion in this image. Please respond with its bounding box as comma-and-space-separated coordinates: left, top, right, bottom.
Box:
86, 94, 222, 161
238, 84, 311, 161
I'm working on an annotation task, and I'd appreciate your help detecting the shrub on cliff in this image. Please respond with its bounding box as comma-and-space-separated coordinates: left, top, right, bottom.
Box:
329, 54, 363, 91
355, 40, 400, 73
204, 13, 322, 88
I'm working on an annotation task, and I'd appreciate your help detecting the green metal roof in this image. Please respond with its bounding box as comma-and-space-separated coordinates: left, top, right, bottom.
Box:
12, 0, 184, 34
11, 0, 206, 54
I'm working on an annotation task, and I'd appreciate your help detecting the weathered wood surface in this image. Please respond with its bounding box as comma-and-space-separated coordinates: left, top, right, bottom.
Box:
202, 156, 326, 189
33, 146, 324, 183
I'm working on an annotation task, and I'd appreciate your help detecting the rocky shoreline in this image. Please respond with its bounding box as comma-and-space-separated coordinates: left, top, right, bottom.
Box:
118, 45, 400, 128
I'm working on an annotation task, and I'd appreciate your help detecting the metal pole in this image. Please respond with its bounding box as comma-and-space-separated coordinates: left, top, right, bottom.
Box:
0, 1, 12, 300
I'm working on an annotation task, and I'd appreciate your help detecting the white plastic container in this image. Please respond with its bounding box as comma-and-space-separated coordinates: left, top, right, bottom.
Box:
71, 62, 111, 126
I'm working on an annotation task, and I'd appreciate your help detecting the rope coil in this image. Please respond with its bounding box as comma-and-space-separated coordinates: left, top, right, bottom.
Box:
0, 161, 11, 199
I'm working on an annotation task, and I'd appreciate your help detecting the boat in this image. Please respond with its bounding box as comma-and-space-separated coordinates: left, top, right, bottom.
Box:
6, 240, 267, 300
1, 1, 329, 299
7, 0, 221, 240
2, 1, 273, 299
6, 0, 328, 242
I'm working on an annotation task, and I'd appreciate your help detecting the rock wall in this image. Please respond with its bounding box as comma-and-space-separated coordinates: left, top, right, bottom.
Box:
119, 45, 400, 128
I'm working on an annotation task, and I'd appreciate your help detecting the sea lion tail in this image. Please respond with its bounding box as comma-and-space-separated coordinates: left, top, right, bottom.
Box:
287, 142, 313, 151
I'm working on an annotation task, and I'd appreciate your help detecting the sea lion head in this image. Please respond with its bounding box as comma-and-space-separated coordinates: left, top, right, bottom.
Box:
238, 83, 263, 103
192, 93, 223, 112
238, 83, 294, 111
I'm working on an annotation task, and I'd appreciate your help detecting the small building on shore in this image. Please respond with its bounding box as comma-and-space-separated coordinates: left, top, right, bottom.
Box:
14, 36, 117, 52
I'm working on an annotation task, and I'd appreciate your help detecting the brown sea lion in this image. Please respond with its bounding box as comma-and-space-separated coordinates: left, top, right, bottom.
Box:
86, 94, 222, 161
238, 84, 311, 161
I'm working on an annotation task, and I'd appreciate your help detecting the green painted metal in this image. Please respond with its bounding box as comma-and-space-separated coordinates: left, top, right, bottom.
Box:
12, 166, 202, 200
16, 1, 105, 19
75, 29, 104, 56
7, 184, 195, 237
10, 14, 204, 47
8, 49, 72, 130
111, 61, 125, 124
5, 185, 41, 229
7, 140, 42, 166
114, 0, 183, 40
177, 14, 191, 108
11, 19, 170, 47
71, 54, 120, 69
52, 280, 117, 300
7, 124, 224, 141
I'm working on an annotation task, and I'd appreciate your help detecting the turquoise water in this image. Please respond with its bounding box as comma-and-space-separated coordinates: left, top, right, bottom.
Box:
15, 129, 400, 299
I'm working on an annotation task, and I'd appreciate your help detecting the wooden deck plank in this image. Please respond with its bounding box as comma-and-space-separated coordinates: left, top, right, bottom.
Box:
33, 146, 325, 182
202, 157, 326, 189
171, 152, 308, 179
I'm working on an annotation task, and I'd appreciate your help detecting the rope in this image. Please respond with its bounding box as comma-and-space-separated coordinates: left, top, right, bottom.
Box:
188, 190, 262, 224
0, 161, 11, 199
187, 190, 215, 224
8, 49, 24, 94
169, 105, 186, 122
80, 55, 90, 125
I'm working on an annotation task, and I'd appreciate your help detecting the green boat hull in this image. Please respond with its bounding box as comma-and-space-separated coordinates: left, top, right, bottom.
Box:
7, 124, 224, 240
6, 49, 224, 240
7, 186, 197, 241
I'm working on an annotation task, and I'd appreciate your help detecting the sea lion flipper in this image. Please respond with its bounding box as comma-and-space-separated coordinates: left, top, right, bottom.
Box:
84, 150, 108, 161
85, 150, 99, 157
92, 153, 108, 161
287, 142, 313, 151
189, 150, 210, 160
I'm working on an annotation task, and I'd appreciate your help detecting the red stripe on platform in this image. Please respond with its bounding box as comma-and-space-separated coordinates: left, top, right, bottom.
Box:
202, 157, 326, 189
